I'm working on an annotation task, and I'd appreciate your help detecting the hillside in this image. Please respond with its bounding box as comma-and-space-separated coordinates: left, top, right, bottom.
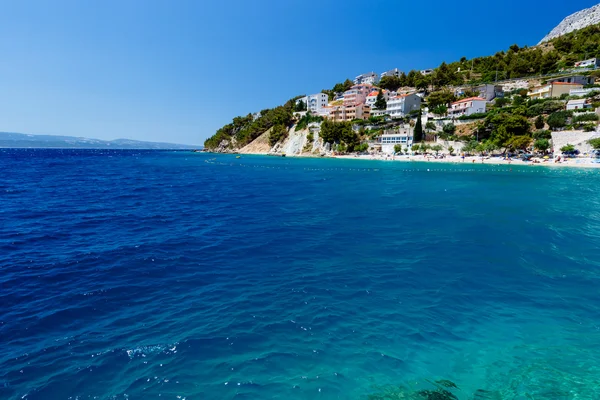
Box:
205, 14, 600, 154
0, 132, 198, 149
540, 3, 600, 44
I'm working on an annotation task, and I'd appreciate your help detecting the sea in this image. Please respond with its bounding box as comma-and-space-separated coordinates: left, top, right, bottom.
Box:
1, 149, 600, 400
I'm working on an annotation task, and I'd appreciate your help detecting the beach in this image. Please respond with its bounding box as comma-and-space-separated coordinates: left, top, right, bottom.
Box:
332, 153, 600, 168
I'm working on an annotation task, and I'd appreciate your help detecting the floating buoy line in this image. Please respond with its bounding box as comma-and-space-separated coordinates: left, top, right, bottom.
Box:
203, 159, 600, 175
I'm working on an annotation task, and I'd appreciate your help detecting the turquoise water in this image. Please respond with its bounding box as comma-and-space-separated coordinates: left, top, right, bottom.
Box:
1, 149, 600, 399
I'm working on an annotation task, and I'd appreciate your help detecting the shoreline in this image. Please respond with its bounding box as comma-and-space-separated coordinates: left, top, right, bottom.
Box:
204, 151, 600, 169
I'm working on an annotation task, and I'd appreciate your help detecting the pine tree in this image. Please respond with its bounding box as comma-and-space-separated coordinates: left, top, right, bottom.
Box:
374, 90, 387, 110
413, 110, 423, 142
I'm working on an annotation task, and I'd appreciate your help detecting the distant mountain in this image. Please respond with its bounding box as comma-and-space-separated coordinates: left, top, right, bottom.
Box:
540, 3, 600, 44
0, 132, 200, 149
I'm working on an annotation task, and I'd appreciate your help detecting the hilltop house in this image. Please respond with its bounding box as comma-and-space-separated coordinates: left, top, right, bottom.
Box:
448, 97, 486, 118
420, 69, 433, 75
381, 68, 403, 78
528, 82, 583, 100
353, 72, 379, 85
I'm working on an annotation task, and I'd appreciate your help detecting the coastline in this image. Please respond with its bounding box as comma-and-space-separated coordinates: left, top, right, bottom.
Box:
203, 151, 600, 169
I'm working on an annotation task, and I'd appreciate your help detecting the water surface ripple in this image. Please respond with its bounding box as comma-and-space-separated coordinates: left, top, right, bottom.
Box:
1, 149, 600, 399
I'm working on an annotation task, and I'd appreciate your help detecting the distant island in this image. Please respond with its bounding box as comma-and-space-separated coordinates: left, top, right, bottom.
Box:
0, 132, 199, 149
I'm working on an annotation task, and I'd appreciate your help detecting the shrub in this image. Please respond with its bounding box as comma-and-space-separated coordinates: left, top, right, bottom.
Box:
547, 111, 572, 130
572, 113, 599, 123
532, 130, 552, 139
458, 112, 488, 120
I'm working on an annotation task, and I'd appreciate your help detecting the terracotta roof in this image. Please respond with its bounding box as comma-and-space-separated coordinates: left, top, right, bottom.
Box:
552, 82, 583, 85
451, 97, 486, 104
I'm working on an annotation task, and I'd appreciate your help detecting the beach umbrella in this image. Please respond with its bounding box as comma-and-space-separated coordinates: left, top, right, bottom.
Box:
543, 156, 549, 159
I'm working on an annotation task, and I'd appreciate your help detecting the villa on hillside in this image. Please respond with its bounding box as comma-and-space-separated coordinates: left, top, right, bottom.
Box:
448, 97, 486, 118
329, 104, 370, 122
374, 93, 421, 118
570, 87, 599, 96
381, 68, 403, 78
343, 84, 372, 106
365, 89, 391, 109
548, 75, 594, 86
297, 93, 329, 114
566, 99, 591, 110
353, 72, 379, 85
575, 58, 600, 69
527, 82, 583, 100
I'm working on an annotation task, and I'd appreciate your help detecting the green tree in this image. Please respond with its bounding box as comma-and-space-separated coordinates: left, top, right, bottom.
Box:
394, 144, 403, 154
379, 76, 402, 91
495, 97, 510, 108
414, 110, 424, 142
507, 135, 532, 152
491, 125, 512, 149
374, 89, 387, 110
560, 144, 576, 153
269, 124, 288, 146
431, 144, 443, 154
425, 121, 437, 132
534, 138, 550, 153
294, 100, 307, 112
431, 105, 448, 116
535, 115, 545, 130
448, 146, 455, 155
427, 90, 457, 108
547, 111, 571, 130
588, 138, 600, 149
442, 123, 456, 136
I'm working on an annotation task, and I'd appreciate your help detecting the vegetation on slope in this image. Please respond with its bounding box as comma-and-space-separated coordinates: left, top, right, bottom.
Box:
205, 24, 600, 151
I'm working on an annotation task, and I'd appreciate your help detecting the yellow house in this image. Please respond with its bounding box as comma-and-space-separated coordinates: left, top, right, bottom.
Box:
528, 82, 583, 100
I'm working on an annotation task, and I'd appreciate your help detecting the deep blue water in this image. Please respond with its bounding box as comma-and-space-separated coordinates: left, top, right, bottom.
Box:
1, 149, 600, 400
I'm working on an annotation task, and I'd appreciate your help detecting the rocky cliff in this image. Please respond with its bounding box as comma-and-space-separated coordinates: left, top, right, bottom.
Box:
540, 3, 600, 44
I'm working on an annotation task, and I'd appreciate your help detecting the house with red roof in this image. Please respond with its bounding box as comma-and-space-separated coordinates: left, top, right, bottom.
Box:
448, 97, 487, 118
365, 89, 390, 109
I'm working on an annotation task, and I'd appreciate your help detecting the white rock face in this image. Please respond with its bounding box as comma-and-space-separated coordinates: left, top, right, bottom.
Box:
540, 3, 600, 44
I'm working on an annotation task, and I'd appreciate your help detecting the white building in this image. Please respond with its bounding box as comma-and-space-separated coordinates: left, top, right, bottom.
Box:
575, 58, 600, 68
354, 72, 379, 85
297, 93, 329, 114
448, 97, 486, 118
381, 68, 403, 78
570, 87, 599, 96
365, 90, 390, 109
384, 93, 422, 118
566, 99, 591, 110
378, 126, 414, 154
420, 69, 433, 75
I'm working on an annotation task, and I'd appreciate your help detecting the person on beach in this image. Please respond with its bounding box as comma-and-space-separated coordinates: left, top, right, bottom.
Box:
461, 153, 465, 162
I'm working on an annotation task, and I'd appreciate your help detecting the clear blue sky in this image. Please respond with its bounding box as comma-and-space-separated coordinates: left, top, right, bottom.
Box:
1, 0, 598, 145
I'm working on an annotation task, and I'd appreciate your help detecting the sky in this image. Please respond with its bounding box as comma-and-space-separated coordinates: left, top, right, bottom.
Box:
0, 0, 598, 145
